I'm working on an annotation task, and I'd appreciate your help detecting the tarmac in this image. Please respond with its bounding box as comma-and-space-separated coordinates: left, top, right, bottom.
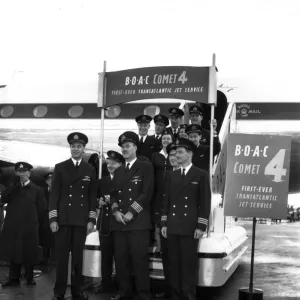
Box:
1, 220, 300, 300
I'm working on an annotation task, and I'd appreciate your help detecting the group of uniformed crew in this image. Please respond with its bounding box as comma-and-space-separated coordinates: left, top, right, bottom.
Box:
0, 104, 218, 300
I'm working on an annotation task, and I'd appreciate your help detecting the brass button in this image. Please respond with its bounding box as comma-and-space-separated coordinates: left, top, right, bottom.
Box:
106, 214, 108, 216
172, 213, 175, 216
173, 205, 176, 208
119, 200, 121, 202
82, 186, 84, 188
69, 194, 72, 197
129, 189, 131, 191
81, 195, 83, 198
185, 205, 187, 208
185, 197, 188, 199
184, 213, 187, 216
69, 203, 71, 206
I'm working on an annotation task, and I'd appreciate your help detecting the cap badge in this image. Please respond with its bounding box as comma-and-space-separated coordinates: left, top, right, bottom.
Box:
111, 152, 115, 157
74, 134, 79, 140
193, 107, 197, 111
158, 116, 161, 120
121, 135, 126, 141
192, 125, 196, 130
172, 109, 176, 113
176, 139, 179, 145
142, 115, 147, 120
20, 164, 23, 168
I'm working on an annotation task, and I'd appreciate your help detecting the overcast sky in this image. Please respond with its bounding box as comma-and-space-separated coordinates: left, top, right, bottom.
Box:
1, 0, 300, 102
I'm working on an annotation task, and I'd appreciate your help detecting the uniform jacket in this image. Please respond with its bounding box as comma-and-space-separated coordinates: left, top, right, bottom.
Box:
137, 135, 160, 160
49, 159, 97, 227
192, 145, 210, 172
110, 159, 154, 231
96, 176, 113, 236
150, 134, 163, 151
151, 151, 172, 215
165, 126, 180, 141
0, 181, 46, 264
161, 166, 211, 235
201, 128, 221, 156
39, 186, 54, 248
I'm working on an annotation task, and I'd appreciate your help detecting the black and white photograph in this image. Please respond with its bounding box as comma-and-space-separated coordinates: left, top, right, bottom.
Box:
1, 1, 300, 299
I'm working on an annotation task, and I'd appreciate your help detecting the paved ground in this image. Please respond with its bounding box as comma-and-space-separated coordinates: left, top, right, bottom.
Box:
1, 220, 300, 300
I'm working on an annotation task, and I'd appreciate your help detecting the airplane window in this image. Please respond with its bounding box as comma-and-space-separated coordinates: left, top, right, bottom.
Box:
105, 105, 121, 118
68, 105, 84, 118
144, 105, 160, 118
33, 105, 48, 118
0, 105, 14, 118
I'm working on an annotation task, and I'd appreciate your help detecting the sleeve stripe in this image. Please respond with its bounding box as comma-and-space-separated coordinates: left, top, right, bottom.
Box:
49, 210, 57, 218
89, 211, 97, 218
198, 218, 208, 225
161, 215, 167, 221
131, 201, 143, 213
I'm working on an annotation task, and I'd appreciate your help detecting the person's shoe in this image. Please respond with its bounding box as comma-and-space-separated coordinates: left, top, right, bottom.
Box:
26, 279, 36, 286
72, 291, 88, 299
1, 279, 20, 288
52, 296, 64, 300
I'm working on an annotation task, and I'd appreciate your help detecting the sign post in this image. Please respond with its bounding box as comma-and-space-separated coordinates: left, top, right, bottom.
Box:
223, 133, 292, 300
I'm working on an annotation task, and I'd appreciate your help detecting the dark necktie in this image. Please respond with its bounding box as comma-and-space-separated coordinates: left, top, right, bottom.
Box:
125, 163, 130, 173
181, 168, 186, 180
76, 162, 79, 168
173, 129, 177, 135
140, 137, 144, 144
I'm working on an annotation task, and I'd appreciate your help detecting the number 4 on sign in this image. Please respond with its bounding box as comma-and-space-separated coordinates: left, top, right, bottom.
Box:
178, 71, 188, 84
264, 149, 287, 182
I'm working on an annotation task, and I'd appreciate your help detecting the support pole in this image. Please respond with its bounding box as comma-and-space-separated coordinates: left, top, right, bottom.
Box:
98, 61, 106, 179
249, 217, 256, 293
238, 217, 263, 300
208, 54, 216, 237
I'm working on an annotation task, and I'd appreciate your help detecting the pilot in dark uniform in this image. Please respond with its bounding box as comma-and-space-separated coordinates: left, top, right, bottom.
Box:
161, 139, 211, 300
136, 114, 160, 160
165, 108, 184, 141
94, 151, 124, 294
189, 105, 221, 154
40, 172, 54, 264
0, 162, 46, 288
110, 131, 154, 300
151, 114, 170, 148
186, 124, 220, 173
49, 132, 97, 300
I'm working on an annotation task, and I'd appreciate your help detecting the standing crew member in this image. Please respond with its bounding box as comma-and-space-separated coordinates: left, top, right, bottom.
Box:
40, 172, 55, 264
151, 131, 173, 254
49, 132, 97, 300
110, 131, 154, 300
95, 151, 124, 294
136, 114, 160, 160
189, 105, 220, 153
152, 114, 170, 147
0, 162, 46, 287
186, 124, 220, 173
165, 108, 184, 141
161, 139, 211, 300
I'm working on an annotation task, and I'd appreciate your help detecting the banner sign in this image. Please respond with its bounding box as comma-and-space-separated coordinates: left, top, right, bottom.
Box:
224, 134, 291, 219
103, 66, 211, 107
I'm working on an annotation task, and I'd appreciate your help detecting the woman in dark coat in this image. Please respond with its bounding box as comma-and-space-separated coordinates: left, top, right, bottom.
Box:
151, 131, 174, 252
0, 162, 46, 287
